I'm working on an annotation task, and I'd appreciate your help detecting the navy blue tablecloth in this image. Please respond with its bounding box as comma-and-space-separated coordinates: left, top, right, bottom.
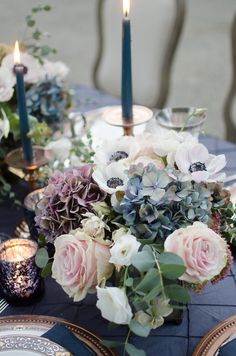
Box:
1, 85, 236, 356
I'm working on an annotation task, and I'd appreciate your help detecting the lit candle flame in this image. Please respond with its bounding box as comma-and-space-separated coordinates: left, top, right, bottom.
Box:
14, 41, 21, 64
123, 0, 130, 17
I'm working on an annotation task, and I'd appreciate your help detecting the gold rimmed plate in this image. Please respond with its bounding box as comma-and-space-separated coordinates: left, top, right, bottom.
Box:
193, 315, 236, 356
0, 315, 115, 356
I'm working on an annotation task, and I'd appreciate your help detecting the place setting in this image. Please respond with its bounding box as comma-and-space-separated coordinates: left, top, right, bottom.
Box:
1, 1, 236, 356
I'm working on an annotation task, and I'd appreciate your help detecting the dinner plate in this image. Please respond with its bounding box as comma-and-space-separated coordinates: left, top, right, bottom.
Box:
193, 315, 236, 356
0, 315, 115, 356
0, 334, 68, 355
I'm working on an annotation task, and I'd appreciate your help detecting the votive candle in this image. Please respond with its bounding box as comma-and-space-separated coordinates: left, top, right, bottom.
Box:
0, 238, 42, 304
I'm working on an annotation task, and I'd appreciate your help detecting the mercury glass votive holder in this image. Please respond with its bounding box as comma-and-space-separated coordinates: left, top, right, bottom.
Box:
24, 188, 44, 239
0, 238, 43, 305
156, 107, 206, 138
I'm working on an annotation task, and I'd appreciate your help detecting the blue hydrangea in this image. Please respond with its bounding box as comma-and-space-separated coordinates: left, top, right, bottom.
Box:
26, 78, 69, 128
113, 164, 212, 241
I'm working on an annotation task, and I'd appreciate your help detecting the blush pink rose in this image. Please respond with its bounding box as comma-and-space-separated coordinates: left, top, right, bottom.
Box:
164, 222, 228, 284
52, 231, 113, 301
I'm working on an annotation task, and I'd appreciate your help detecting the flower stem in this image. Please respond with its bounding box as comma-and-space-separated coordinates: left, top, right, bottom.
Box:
152, 247, 167, 300
123, 328, 131, 356
123, 266, 129, 288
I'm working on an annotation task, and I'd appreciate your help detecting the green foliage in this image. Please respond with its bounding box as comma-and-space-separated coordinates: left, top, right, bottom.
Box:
125, 343, 146, 356
41, 262, 53, 278
28, 118, 52, 145
35, 247, 49, 268
131, 249, 155, 272
22, 4, 57, 62
129, 320, 150, 338
159, 252, 186, 279
164, 284, 191, 303
211, 185, 236, 246
71, 132, 95, 164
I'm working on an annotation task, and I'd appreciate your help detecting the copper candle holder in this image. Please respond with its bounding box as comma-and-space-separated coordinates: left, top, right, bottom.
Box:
102, 105, 153, 136
0, 238, 43, 305
5, 146, 54, 191
24, 188, 44, 239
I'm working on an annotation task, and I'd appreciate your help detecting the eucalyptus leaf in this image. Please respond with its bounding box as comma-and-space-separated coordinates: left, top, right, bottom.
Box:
41, 262, 52, 278
159, 252, 185, 266
165, 284, 191, 303
160, 264, 186, 279
35, 248, 49, 268
135, 268, 159, 293
129, 320, 150, 338
125, 343, 146, 356
125, 278, 133, 287
144, 280, 162, 302
131, 250, 155, 272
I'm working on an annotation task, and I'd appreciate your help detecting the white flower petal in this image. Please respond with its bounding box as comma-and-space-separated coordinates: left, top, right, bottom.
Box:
175, 146, 192, 173
190, 170, 210, 183
206, 154, 226, 174
188, 144, 208, 164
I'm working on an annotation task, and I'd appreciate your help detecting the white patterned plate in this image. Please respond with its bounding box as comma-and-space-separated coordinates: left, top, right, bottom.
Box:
0, 334, 68, 355
0, 315, 115, 356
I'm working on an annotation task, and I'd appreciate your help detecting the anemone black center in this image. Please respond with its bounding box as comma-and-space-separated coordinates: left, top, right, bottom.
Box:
107, 178, 124, 188
189, 162, 207, 173
109, 151, 128, 162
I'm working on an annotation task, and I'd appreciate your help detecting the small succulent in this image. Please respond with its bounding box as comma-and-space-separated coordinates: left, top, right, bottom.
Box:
26, 78, 70, 128
35, 165, 106, 242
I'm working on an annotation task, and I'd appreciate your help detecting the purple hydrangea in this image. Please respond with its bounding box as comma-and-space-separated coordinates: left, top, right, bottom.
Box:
35, 165, 106, 242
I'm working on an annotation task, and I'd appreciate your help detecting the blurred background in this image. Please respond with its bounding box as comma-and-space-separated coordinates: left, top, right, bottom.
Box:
0, 0, 235, 138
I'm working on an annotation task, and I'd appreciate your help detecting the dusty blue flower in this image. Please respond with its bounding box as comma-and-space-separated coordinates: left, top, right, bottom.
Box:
26, 78, 69, 127
113, 164, 213, 241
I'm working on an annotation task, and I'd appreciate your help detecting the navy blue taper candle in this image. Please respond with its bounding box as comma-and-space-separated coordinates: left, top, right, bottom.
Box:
122, 0, 133, 122
14, 41, 33, 162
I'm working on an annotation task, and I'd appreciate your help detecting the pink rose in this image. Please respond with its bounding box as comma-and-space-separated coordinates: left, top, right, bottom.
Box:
52, 231, 113, 301
164, 222, 228, 284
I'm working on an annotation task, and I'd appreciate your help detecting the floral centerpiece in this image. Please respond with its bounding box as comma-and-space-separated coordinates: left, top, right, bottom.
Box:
35, 130, 236, 355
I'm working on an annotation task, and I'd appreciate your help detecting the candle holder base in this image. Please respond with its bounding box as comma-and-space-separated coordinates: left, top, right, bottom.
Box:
5, 146, 54, 191
0, 279, 44, 306
102, 105, 153, 136
5, 146, 53, 171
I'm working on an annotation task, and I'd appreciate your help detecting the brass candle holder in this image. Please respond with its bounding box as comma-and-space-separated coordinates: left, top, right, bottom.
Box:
5, 146, 54, 191
102, 105, 153, 136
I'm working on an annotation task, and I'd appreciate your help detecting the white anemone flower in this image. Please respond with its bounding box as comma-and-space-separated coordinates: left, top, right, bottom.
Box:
175, 143, 226, 183
92, 161, 128, 194
2, 52, 43, 84
46, 137, 72, 162
136, 133, 158, 156
134, 155, 165, 170
153, 130, 197, 157
94, 136, 140, 166
42, 60, 69, 81
0, 109, 10, 140
0, 67, 15, 102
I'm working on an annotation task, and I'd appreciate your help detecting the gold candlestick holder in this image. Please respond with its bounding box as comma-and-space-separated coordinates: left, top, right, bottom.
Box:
5, 146, 54, 191
102, 105, 153, 136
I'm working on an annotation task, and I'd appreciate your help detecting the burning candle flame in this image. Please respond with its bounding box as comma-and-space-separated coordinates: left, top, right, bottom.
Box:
14, 41, 21, 64
123, 0, 130, 17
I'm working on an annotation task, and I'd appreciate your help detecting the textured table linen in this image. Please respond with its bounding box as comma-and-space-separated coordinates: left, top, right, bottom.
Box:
1, 85, 236, 356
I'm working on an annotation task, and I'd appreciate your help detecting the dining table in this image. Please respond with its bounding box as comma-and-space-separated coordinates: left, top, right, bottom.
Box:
1, 84, 236, 356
